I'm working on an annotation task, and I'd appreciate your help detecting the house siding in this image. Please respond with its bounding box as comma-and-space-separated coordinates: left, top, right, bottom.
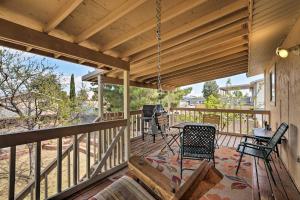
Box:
265, 17, 300, 190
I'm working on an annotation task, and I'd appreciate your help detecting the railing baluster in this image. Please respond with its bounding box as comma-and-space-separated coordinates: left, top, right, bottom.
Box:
233, 113, 236, 133
67, 149, 71, 188
9, 146, 16, 200
35, 141, 41, 200
246, 114, 249, 135
239, 113, 242, 135
93, 132, 96, 164
226, 112, 229, 133
73, 135, 78, 185
57, 137, 62, 193
98, 130, 102, 163
104, 129, 107, 171
109, 128, 112, 168
44, 173, 48, 199
220, 112, 223, 131
114, 127, 117, 167
86, 132, 91, 179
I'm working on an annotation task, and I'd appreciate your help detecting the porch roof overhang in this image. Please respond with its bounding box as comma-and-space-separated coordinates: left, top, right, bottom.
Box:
0, 0, 251, 88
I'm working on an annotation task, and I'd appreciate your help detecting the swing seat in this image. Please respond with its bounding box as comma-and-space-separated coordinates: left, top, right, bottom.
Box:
93, 156, 223, 200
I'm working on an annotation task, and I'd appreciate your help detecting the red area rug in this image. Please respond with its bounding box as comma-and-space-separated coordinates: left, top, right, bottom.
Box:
146, 147, 253, 200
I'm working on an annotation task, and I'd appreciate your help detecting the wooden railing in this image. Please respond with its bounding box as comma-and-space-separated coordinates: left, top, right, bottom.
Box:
0, 119, 128, 200
170, 107, 271, 136
102, 110, 143, 139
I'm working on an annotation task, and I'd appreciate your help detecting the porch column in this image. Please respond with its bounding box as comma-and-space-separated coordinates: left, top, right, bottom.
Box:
123, 70, 130, 160
97, 74, 104, 119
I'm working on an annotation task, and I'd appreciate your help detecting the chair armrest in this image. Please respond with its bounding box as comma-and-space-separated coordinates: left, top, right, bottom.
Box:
240, 142, 273, 150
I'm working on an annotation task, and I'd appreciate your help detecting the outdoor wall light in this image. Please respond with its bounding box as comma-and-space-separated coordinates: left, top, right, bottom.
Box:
276, 48, 289, 58
276, 45, 300, 58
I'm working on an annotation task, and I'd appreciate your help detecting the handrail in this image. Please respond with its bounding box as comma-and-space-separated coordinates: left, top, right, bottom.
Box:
0, 119, 127, 148
169, 107, 271, 136
170, 107, 270, 115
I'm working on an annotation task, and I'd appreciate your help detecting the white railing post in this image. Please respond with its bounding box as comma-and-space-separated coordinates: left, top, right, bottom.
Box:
123, 70, 130, 161
97, 73, 104, 119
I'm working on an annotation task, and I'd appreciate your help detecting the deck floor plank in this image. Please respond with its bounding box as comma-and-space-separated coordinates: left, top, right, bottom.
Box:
67, 134, 300, 200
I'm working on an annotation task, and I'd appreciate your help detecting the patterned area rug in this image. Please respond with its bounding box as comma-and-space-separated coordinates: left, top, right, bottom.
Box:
146, 147, 253, 200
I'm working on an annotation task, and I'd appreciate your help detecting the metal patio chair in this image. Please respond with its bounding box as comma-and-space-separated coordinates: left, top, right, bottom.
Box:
236, 122, 289, 183
180, 124, 216, 179
203, 114, 220, 148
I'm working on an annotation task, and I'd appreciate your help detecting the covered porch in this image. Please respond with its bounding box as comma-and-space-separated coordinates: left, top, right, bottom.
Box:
0, 0, 300, 199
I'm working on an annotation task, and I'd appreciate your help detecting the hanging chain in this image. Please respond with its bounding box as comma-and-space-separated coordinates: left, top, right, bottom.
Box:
156, 0, 162, 103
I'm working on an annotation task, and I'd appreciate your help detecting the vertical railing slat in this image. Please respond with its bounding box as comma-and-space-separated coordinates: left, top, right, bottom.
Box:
9, 146, 16, 200
73, 135, 78, 185
67, 150, 71, 187
86, 133, 91, 179
44, 173, 48, 199
57, 137, 62, 193
35, 141, 41, 200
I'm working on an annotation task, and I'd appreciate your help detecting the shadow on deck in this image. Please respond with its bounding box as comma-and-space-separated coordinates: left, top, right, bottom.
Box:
68, 134, 300, 200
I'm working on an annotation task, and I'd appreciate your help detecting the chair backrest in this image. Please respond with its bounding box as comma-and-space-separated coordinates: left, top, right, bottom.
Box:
203, 114, 220, 130
157, 115, 169, 133
182, 124, 216, 156
266, 122, 289, 155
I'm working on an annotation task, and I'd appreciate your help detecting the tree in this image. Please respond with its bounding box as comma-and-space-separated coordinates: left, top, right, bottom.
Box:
204, 94, 220, 109
91, 84, 192, 111
202, 81, 219, 99
0, 49, 79, 177
70, 74, 76, 102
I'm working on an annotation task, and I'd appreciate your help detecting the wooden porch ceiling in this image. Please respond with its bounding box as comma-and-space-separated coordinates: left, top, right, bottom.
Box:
0, 0, 250, 88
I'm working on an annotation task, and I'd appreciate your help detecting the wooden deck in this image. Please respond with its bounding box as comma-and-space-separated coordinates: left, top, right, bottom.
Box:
68, 134, 300, 200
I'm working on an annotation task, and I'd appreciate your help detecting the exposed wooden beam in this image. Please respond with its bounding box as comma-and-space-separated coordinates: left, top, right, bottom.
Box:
132, 20, 248, 68
165, 66, 248, 86
131, 28, 248, 70
133, 47, 248, 82
0, 19, 129, 71
131, 10, 249, 63
168, 67, 248, 86
156, 60, 248, 83
75, 0, 146, 43
107, 12, 248, 78
121, 0, 249, 57
140, 51, 248, 81
44, 0, 83, 33
101, 76, 174, 91
131, 39, 248, 77
146, 56, 248, 83
102, 0, 207, 51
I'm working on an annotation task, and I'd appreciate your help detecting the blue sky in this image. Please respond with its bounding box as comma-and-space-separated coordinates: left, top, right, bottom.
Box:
4, 47, 264, 96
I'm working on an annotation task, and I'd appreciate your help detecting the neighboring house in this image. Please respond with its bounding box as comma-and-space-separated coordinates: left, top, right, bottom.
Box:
180, 96, 205, 107
219, 79, 264, 109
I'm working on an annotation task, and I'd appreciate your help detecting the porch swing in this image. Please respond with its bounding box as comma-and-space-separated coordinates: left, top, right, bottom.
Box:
93, 1, 223, 199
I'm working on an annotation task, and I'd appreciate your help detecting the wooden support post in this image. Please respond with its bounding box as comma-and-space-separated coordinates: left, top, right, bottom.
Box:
98, 74, 104, 119
123, 70, 130, 161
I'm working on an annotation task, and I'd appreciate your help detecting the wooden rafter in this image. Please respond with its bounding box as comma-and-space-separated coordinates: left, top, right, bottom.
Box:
44, 0, 84, 33
139, 51, 248, 81
130, 39, 248, 78
146, 56, 248, 83
165, 66, 248, 86
156, 60, 249, 83
102, 0, 207, 51
131, 28, 248, 71
121, 0, 249, 57
131, 19, 248, 68
75, 0, 147, 43
0, 19, 129, 71
130, 9, 249, 63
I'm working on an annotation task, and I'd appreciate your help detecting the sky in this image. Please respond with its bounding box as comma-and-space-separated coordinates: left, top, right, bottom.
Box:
3, 47, 264, 97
